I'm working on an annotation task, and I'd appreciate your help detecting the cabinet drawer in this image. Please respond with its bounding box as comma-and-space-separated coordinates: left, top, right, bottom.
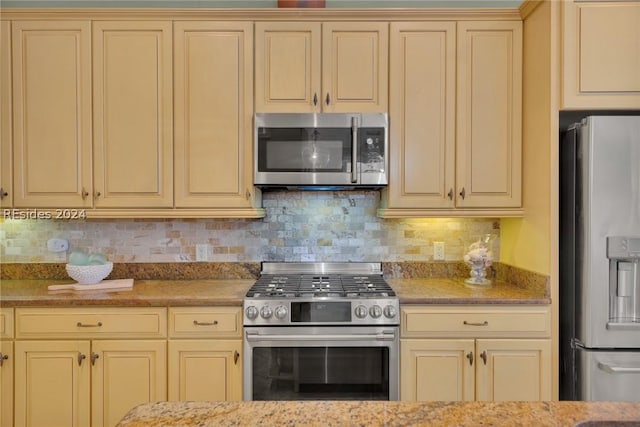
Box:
401, 305, 550, 338
15, 307, 167, 339
169, 307, 241, 338
0, 308, 14, 339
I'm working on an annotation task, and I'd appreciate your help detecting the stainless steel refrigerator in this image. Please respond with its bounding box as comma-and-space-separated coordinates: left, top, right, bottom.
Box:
560, 115, 640, 401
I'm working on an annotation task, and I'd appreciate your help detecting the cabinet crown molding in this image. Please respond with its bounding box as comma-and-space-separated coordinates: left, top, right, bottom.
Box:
0, 8, 522, 21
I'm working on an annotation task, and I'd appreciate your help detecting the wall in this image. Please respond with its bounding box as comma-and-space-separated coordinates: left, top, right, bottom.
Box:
500, 0, 553, 277
0, 191, 499, 263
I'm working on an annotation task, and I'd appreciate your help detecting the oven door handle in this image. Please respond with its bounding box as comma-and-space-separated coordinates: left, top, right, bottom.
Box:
245, 331, 396, 342
597, 362, 640, 374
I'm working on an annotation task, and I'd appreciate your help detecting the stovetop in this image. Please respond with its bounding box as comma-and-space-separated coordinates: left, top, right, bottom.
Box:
246, 274, 395, 298
243, 262, 399, 326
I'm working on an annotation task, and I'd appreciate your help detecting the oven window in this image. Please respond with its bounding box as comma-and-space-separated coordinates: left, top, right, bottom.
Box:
252, 347, 390, 400
257, 127, 351, 172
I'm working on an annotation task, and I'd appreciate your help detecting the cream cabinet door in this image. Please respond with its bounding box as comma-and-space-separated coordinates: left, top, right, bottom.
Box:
14, 340, 91, 427
1, 21, 12, 208
322, 22, 388, 113
255, 21, 388, 113
255, 22, 321, 113
168, 340, 242, 401
92, 21, 173, 208
400, 339, 474, 402
12, 21, 93, 208
0, 340, 13, 427
456, 21, 522, 209
475, 339, 551, 401
386, 22, 456, 210
91, 340, 167, 427
562, 1, 640, 109
174, 22, 256, 209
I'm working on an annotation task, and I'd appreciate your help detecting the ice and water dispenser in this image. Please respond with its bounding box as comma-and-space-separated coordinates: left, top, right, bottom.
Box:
608, 237, 640, 323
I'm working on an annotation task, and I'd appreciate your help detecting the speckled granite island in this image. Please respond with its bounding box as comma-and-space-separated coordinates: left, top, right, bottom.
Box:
117, 401, 640, 427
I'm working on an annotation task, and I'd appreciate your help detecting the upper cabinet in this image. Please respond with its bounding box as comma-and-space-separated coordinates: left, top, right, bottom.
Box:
385, 22, 457, 211
11, 21, 93, 208
173, 21, 257, 210
562, 1, 640, 110
0, 21, 12, 208
92, 21, 173, 208
255, 21, 388, 113
456, 21, 522, 209
380, 20, 522, 217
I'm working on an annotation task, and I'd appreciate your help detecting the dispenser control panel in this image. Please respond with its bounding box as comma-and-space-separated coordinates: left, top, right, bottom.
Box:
607, 236, 640, 258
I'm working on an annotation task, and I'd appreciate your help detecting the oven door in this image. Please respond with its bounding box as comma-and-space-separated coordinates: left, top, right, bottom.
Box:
243, 325, 399, 401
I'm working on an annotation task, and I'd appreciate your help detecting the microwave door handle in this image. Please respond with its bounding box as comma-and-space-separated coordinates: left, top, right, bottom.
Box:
351, 116, 359, 183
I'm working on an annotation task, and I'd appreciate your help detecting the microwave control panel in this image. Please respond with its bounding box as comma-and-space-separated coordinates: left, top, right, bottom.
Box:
359, 128, 386, 173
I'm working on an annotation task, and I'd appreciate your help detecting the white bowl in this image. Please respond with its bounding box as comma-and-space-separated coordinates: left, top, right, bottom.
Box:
66, 262, 113, 285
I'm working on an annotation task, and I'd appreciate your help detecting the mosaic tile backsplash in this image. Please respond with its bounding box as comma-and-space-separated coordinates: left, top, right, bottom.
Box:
0, 191, 499, 264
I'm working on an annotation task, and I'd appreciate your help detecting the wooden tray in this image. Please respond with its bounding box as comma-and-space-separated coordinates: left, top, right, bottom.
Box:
48, 278, 134, 292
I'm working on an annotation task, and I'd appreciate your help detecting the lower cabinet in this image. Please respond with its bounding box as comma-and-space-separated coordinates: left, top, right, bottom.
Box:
400, 305, 551, 401
1, 307, 14, 427
14, 307, 168, 427
168, 307, 243, 401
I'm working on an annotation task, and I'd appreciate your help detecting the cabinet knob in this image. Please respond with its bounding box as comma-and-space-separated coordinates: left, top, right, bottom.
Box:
0, 352, 8, 367
0, 188, 7, 199
234, 350, 240, 365
245, 189, 251, 200
466, 351, 473, 366
313, 93, 318, 106
459, 187, 466, 200
91, 352, 100, 366
82, 188, 89, 199
447, 188, 454, 200
480, 350, 488, 365
325, 93, 330, 105
78, 353, 86, 366
95, 191, 101, 198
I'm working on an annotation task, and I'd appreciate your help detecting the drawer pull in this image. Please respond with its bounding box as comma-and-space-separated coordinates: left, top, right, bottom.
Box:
77, 321, 103, 328
0, 353, 8, 367
463, 320, 488, 327
193, 320, 218, 326
480, 350, 488, 365
234, 350, 239, 365
78, 353, 86, 366
466, 351, 473, 366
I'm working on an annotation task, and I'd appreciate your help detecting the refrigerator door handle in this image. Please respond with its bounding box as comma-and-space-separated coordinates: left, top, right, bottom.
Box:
597, 362, 640, 374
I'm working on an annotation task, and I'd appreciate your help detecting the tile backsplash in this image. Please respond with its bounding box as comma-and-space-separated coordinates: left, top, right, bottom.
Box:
0, 191, 499, 263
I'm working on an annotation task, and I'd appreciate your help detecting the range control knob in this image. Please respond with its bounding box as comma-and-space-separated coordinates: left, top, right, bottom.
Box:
383, 305, 397, 319
245, 306, 259, 320
354, 305, 368, 319
274, 305, 288, 320
260, 306, 273, 319
369, 305, 382, 318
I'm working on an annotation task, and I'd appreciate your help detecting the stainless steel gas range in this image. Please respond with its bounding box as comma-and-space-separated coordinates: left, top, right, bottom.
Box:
243, 262, 399, 401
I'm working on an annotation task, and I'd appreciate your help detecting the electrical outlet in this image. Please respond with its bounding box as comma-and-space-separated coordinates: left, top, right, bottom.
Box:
433, 242, 445, 261
196, 244, 209, 262
47, 238, 69, 253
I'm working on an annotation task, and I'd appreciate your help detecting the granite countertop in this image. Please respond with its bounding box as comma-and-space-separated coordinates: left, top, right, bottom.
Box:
390, 278, 550, 304
0, 276, 549, 307
0, 279, 254, 307
116, 401, 640, 427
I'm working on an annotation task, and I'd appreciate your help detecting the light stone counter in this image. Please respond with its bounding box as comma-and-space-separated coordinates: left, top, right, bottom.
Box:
116, 401, 640, 427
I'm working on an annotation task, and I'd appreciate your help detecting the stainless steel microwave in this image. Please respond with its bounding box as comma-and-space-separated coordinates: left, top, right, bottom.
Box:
254, 113, 388, 190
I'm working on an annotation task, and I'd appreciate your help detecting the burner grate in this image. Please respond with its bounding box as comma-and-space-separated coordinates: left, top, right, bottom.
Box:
246, 273, 395, 298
